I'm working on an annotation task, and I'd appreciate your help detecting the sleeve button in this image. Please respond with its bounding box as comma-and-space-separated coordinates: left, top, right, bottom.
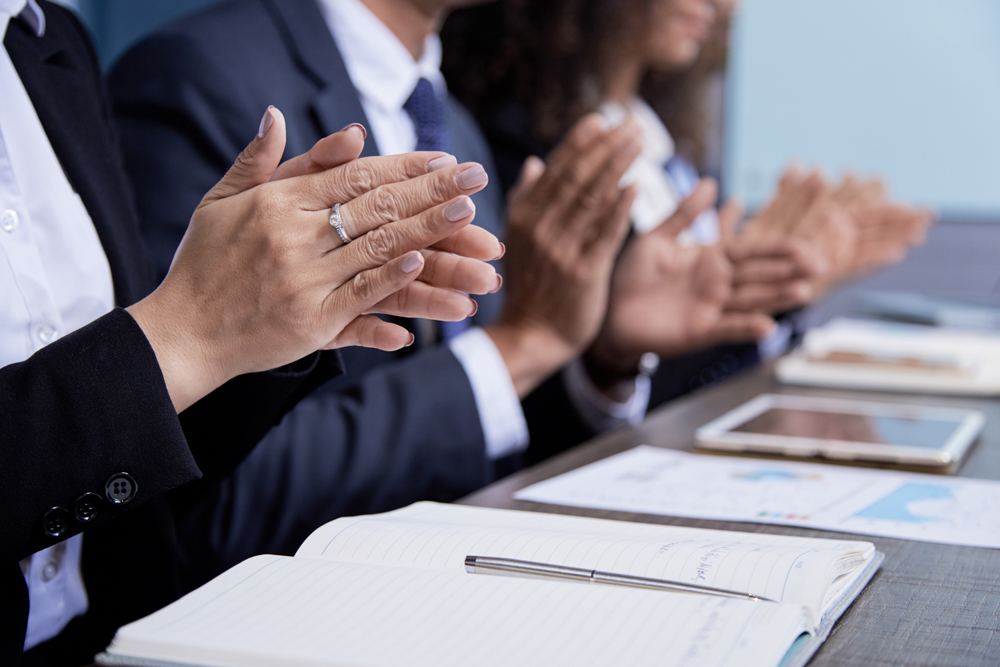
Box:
42, 507, 69, 538
104, 473, 137, 505
74, 492, 102, 522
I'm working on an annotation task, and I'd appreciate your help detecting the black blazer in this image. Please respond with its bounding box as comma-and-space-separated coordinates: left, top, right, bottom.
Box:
1, 5, 340, 664
107, 0, 598, 583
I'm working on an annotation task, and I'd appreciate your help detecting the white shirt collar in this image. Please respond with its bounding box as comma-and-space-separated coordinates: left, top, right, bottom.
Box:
317, 0, 444, 115
0, 0, 44, 38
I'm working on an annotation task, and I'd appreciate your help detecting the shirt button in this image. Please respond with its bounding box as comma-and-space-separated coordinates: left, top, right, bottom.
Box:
38, 323, 57, 344
1, 209, 19, 232
41, 560, 60, 583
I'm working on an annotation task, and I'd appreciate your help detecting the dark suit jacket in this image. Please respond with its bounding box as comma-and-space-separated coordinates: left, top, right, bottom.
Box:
1, 5, 340, 664
108, 0, 595, 584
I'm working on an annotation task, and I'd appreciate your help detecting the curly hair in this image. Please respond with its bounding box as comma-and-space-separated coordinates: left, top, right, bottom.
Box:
441, 0, 653, 143
442, 0, 730, 167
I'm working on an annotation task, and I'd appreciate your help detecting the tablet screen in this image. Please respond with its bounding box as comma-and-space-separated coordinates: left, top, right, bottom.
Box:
731, 408, 966, 449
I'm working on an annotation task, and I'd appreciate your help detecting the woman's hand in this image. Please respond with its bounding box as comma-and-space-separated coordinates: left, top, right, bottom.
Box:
127, 107, 501, 412
485, 114, 640, 397
586, 179, 776, 383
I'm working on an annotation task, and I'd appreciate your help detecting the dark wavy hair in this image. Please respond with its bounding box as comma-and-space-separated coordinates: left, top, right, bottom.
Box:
442, 0, 730, 167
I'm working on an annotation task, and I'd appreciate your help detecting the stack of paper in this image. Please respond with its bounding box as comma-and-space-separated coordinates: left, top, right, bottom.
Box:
776, 318, 1000, 395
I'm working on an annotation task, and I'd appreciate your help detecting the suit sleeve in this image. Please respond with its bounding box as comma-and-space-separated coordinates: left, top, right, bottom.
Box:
170, 346, 493, 586
0, 309, 198, 563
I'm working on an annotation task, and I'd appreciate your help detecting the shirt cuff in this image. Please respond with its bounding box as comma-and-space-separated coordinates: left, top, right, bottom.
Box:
562, 358, 651, 434
758, 319, 796, 360
448, 327, 530, 460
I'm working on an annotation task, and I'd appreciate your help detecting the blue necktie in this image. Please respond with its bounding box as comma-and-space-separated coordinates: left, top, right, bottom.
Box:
404, 78, 468, 342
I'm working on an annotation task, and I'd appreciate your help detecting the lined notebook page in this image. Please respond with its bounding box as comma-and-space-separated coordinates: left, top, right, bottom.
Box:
105, 555, 811, 667
296, 503, 874, 622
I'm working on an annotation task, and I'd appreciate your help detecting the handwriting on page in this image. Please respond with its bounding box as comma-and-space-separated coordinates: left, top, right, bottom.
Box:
306, 514, 853, 608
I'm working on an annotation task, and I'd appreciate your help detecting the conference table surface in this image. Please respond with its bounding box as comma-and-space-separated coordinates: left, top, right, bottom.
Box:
458, 363, 1000, 667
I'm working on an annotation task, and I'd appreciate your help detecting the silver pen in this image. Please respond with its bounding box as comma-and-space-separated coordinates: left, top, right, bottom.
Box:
464, 556, 776, 603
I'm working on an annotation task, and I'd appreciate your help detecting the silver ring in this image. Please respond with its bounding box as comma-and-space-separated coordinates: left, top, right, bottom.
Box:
329, 203, 352, 244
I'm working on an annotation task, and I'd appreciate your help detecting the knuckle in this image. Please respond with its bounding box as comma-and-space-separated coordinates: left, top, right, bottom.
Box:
342, 160, 376, 195
350, 269, 377, 301
370, 187, 404, 223
359, 225, 396, 264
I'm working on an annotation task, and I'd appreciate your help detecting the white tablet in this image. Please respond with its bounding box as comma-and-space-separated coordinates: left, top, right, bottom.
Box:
695, 394, 984, 467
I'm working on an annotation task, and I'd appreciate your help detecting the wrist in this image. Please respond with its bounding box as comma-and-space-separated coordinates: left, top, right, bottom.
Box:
126, 290, 226, 413
484, 321, 577, 398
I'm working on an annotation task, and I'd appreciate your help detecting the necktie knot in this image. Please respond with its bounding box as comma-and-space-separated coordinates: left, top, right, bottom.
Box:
403, 78, 450, 154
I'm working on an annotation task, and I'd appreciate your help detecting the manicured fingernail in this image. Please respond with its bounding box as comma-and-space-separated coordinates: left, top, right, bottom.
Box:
405, 333, 415, 347
490, 274, 503, 294
258, 106, 275, 138
401, 252, 424, 273
428, 155, 458, 172
456, 164, 488, 190
340, 123, 367, 139
445, 197, 475, 222
493, 242, 506, 261
468, 299, 479, 317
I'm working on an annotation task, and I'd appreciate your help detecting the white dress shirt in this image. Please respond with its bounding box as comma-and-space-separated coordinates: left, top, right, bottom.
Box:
1, 0, 115, 650
318, 0, 649, 454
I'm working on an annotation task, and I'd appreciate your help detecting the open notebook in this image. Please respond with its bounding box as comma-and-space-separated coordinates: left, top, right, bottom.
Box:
97, 502, 882, 667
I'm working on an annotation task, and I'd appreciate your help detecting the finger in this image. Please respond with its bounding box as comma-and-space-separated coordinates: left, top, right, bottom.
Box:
656, 178, 718, 238
561, 125, 643, 239
729, 237, 827, 278
331, 163, 488, 247
552, 119, 642, 237
369, 281, 479, 322
707, 313, 778, 346
270, 124, 367, 182
325, 196, 483, 282
321, 251, 425, 344
417, 249, 501, 295
508, 156, 546, 212
291, 151, 459, 211
727, 279, 813, 314
717, 196, 745, 245
583, 184, 636, 258
201, 106, 287, 206
326, 315, 414, 352
430, 225, 505, 261
731, 256, 806, 284
528, 114, 607, 205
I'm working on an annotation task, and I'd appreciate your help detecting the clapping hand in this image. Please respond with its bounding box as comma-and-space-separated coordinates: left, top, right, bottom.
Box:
486, 114, 640, 396
129, 107, 501, 411
585, 178, 776, 383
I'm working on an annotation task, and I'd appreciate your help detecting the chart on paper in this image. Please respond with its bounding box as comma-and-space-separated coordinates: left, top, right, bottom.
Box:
515, 446, 1000, 548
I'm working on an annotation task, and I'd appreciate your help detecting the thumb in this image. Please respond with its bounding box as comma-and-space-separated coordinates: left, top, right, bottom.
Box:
656, 178, 718, 239
507, 156, 546, 211
202, 106, 287, 205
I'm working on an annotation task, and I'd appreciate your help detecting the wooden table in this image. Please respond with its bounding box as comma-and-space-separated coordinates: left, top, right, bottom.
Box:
459, 364, 1000, 666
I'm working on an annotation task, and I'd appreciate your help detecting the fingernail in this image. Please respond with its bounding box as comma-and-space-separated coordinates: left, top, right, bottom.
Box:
258, 106, 275, 138
456, 164, 488, 190
468, 299, 479, 317
445, 197, 475, 222
401, 252, 424, 273
340, 123, 367, 139
428, 155, 458, 172
490, 274, 503, 294
405, 333, 415, 347
493, 242, 506, 260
